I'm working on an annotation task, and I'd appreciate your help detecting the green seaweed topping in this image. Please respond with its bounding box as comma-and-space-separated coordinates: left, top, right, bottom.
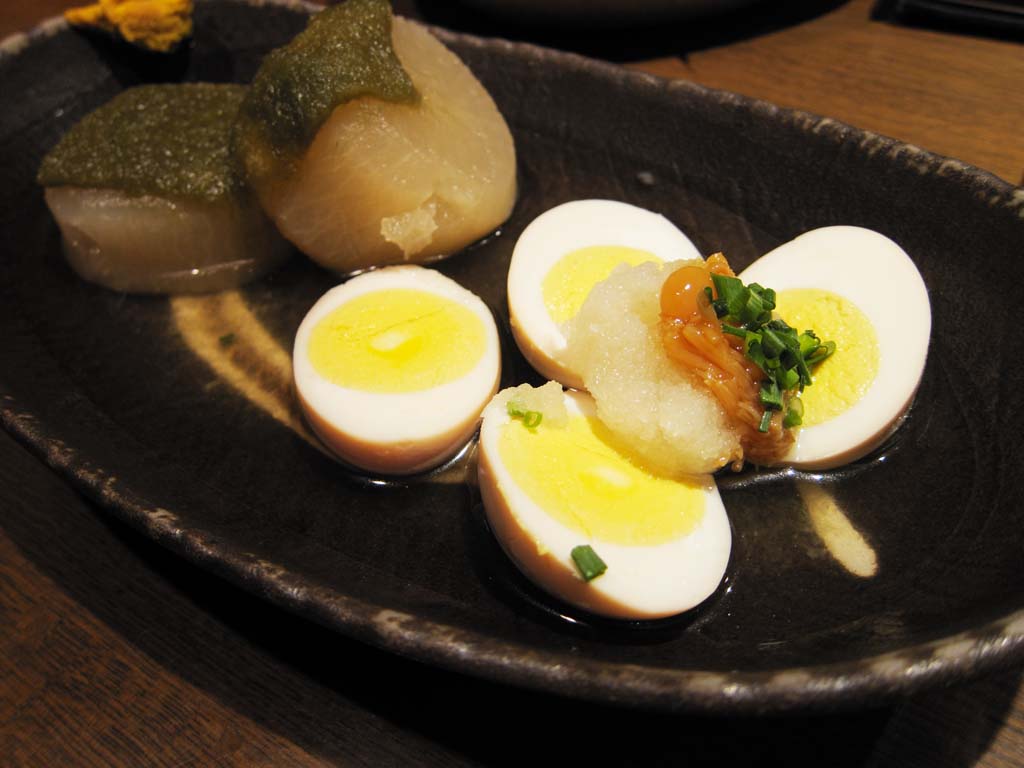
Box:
233, 0, 419, 183
37, 83, 249, 202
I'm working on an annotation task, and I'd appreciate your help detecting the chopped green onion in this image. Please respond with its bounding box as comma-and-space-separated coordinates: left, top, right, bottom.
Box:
712, 274, 745, 315
779, 367, 800, 391
571, 545, 607, 582
706, 271, 836, 431
218, 332, 236, 347
783, 396, 804, 428
798, 331, 820, 358
761, 326, 787, 357
710, 274, 777, 329
759, 379, 783, 410
807, 340, 837, 368
743, 286, 771, 322
745, 338, 768, 373
507, 400, 543, 430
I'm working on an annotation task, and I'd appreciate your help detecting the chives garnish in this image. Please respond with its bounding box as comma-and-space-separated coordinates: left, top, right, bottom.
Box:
571, 545, 607, 582
707, 272, 835, 430
507, 400, 543, 430
782, 396, 804, 428
219, 332, 236, 347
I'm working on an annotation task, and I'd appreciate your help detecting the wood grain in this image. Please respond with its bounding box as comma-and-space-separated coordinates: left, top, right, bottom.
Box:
2, 0, 1023, 765
630, 0, 1024, 186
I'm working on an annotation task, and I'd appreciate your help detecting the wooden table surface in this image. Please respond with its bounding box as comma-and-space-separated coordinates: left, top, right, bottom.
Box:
2, 1, 1023, 766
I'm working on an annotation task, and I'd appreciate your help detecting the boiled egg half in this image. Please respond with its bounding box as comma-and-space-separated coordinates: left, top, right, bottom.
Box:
478, 382, 731, 620
740, 226, 931, 469
293, 266, 500, 474
508, 199, 701, 389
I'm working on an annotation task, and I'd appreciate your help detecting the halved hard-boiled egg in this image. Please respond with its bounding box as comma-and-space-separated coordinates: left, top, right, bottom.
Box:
508, 199, 701, 390
293, 266, 500, 474
478, 382, 731, 620
740, 226, 931, 469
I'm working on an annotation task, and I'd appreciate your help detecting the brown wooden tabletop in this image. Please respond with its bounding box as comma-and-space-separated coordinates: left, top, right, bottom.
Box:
2, 1, 1023, 765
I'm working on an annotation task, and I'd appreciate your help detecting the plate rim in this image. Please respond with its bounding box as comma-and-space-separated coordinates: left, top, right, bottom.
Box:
2, 0, 1023, 714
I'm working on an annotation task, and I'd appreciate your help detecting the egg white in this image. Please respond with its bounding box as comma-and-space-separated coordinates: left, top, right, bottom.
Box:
508, 199, 701, 390
293, 265, 501, 475
478, 387, 731, 620
740, 226, 931, 469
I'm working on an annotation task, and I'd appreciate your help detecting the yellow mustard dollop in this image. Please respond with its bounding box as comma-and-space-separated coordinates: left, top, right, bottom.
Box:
65, 0, 193, 53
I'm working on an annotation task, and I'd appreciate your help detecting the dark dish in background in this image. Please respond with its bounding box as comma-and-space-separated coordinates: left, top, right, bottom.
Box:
2, 0, 1024, 765
874, 0, 1024, 40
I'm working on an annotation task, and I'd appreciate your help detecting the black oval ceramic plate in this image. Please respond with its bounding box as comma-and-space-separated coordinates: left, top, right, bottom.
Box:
2, 0, 1023, 714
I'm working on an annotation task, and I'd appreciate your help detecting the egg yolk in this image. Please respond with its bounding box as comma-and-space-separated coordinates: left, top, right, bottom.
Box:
497, 414, 706, 546
542, 245, 660, 323
775, 289, 880, 426
308, 288, 486, 393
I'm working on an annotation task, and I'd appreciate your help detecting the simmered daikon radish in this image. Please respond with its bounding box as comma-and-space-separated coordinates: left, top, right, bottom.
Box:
233, 0, 516, 274
38, 83, 290, 293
